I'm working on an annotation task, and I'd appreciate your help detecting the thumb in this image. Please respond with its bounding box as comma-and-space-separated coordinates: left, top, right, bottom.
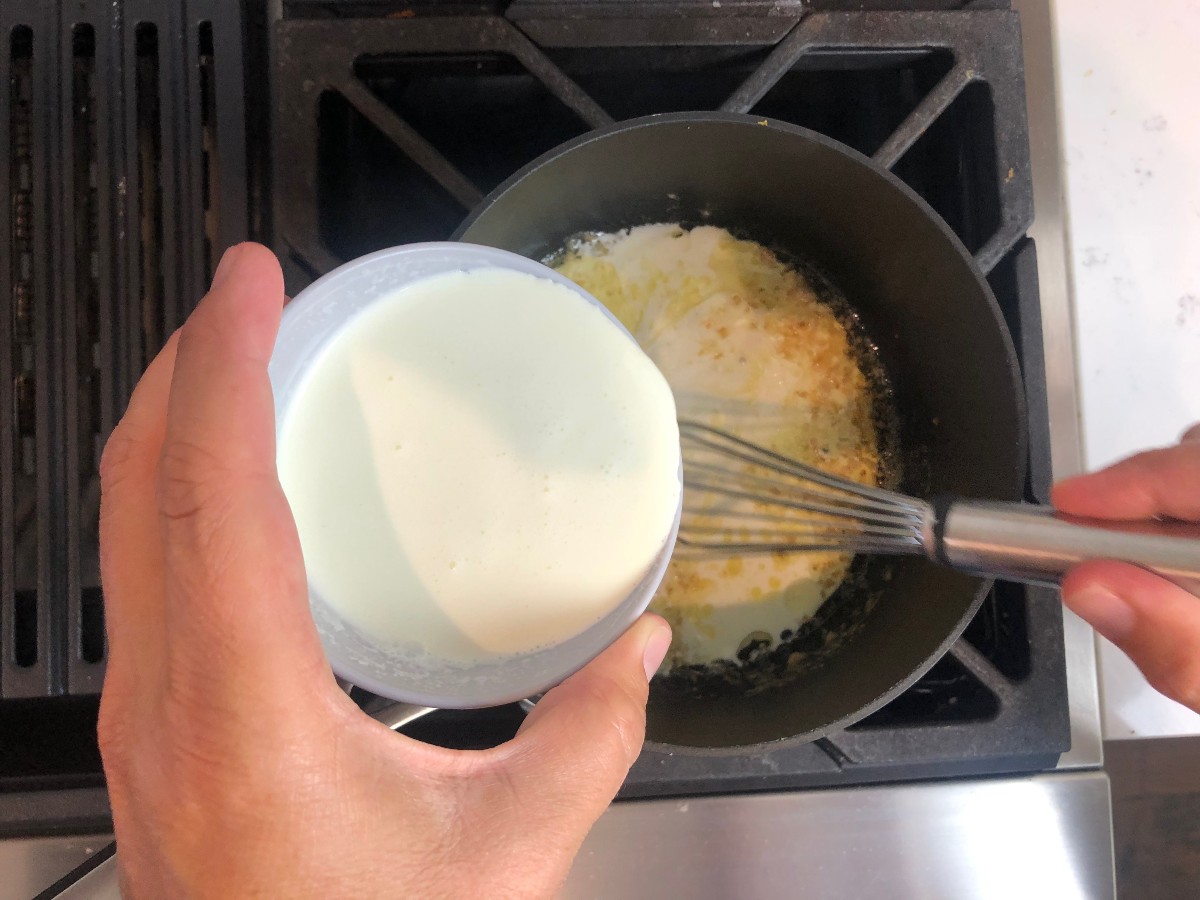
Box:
500, 614, 671, 827
1063, 560, 1200, 713
445, 616, 670, 897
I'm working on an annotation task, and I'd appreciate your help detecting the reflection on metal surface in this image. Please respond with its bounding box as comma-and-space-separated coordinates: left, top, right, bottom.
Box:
941, 500, 1200, 593
43, 855, 121, 900
567, 773, 1115, 900
21, 775, 1118, 900
0, 835, 113, 899
1011, 0, 1103, 771
365, 700, 436, 731
19, 772, 1118, 900
1014, 0, 1086, 482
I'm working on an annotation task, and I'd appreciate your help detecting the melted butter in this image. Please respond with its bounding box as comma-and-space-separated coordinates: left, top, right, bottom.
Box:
555, 225, 879, 668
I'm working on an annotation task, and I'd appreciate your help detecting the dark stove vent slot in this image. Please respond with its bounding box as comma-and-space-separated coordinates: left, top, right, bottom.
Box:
80, 587, 105, 665
9, 28, 35, 382
849, 652, 1000, 729
891, 79, 1002, 257
16, 373, 35, 476
10, 31, 34, 350
13, 590, 38, 667
135, 22, 163, 370
72, 23, 99, 482
5, 21, 54, 699
964, 580, 1032, 682
199, 20, 218, 281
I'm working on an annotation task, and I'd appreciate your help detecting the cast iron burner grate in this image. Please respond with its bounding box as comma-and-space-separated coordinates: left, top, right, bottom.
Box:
1, 0, 252, 836
270, 1, 1068, 795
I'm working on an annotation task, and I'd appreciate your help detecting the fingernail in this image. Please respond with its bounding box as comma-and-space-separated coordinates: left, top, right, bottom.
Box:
1067, 585, 1137, 642
210, 244, 242, 289
641, 621, 672, 681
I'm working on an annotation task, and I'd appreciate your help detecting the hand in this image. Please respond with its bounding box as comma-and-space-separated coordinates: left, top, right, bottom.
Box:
1052, 424, 1200, 713
98, 243, 673, 899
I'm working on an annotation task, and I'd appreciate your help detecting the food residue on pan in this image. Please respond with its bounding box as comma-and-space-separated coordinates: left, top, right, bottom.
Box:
552, 223, 882, 670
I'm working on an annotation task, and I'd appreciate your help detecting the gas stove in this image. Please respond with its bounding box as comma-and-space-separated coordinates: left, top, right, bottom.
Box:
3, 6, 1108, 896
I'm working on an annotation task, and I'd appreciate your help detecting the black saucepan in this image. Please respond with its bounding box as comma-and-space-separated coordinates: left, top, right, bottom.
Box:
454, 112, 1026, 750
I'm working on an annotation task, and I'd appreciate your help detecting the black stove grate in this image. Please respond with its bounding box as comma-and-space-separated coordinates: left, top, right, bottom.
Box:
1, 0, 1069, 835
1, 0, 250, 835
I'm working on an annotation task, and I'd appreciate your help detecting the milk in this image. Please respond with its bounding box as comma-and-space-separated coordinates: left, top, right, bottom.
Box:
277, 267, 681, 663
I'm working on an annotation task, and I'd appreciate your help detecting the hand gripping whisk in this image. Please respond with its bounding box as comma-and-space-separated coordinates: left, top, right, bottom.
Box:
677, 420, 1200, 595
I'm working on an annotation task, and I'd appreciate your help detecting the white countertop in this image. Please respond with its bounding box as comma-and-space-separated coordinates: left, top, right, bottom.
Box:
1055, 0, 1200, 738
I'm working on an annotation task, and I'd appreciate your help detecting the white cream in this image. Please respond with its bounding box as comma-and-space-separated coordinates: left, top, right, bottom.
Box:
277, 267, 681, 663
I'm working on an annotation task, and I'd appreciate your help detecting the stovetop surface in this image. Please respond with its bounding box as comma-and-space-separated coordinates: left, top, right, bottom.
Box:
1, 0, 1068, 835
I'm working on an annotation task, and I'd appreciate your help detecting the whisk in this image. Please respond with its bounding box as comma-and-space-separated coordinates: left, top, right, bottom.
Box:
677, 420, 1200, 594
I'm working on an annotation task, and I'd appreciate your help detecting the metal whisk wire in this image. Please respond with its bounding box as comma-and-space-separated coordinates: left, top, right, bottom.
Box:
674, 421, 1200, 593
677, 420, 931, 557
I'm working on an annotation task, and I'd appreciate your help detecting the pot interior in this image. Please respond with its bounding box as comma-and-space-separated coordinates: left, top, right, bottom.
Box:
457, 114, 1025, 748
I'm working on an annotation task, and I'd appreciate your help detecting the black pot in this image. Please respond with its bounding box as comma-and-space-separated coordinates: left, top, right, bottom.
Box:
455, 112, 1026, 750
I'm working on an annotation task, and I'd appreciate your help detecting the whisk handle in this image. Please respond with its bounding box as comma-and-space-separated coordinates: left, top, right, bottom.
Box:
937, 500, 1200, 595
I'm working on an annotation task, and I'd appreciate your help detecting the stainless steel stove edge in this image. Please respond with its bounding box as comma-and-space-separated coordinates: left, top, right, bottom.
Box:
564, 770, 1114, 899
1011, 0, 1103, 773
5, 768, 1118, 900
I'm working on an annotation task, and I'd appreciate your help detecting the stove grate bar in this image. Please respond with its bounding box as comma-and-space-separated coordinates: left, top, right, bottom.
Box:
872, 60, 972, 168
723, 11, 1034, 274
61, 18, 109, 694
719, 12, 816, 113
500, 17, 613, 128
947, 639, 1019, 703
336, 75, 485, 208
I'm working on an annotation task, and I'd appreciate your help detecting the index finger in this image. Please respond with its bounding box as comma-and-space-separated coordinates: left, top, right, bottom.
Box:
1052, 433, 1200, 521
98, 332, 178, 670
155, 244, 329, 687
1063, 560, 1200, 712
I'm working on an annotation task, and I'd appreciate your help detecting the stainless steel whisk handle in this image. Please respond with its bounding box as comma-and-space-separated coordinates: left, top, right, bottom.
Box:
936, 500, 1200, 595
